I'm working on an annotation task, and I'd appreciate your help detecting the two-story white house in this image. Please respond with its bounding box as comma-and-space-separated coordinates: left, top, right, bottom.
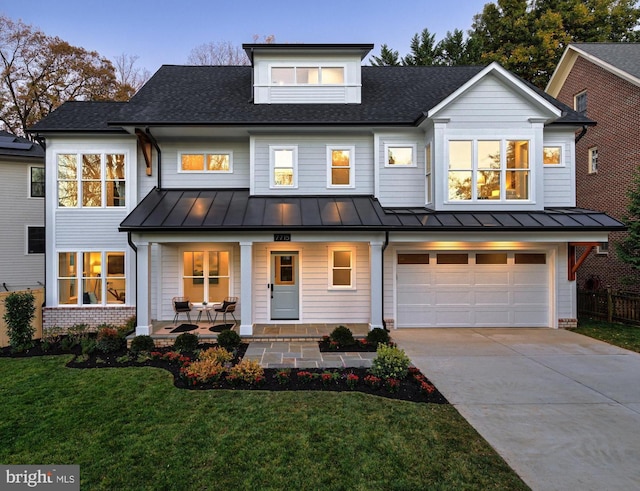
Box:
29, 43, 623, 336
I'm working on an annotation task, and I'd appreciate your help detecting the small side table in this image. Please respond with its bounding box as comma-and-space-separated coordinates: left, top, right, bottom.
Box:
196, 305, 214, 323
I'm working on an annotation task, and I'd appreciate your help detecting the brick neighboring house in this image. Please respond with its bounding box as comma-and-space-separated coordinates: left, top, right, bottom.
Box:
547, 43, 640, 292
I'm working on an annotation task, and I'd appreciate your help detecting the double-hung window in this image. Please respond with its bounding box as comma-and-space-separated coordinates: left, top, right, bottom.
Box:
30, 166, 45, 198
448, 140, 530, 201
57, 153, 126, 208
327, 145, 354, 187
270, 146, 297, 188
329, 248, 355, 289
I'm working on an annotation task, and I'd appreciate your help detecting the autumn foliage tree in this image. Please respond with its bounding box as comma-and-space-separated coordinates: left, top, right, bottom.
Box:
0, 15, 136, 138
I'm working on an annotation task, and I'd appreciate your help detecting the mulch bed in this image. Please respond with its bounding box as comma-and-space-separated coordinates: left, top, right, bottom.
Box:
318, 337, 379, 352
0, 339, 448, 404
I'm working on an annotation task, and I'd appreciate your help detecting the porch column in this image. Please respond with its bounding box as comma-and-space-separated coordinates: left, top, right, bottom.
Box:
135, 241, 152, 335
239, 241, 253, 336
369, 239, 384, 330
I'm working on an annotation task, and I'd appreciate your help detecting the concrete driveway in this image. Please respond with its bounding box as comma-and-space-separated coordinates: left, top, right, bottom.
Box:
392, 328, 640, 491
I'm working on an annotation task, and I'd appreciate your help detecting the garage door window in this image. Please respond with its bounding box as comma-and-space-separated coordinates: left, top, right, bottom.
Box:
514, 253, 546, 264
437, 253, 468, 264
398, 253, 429, 264
476, 253, 507, 264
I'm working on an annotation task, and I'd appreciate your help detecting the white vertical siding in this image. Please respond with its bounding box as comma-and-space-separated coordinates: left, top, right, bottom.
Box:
0, 160, 44, 289
252, 135, 374, 195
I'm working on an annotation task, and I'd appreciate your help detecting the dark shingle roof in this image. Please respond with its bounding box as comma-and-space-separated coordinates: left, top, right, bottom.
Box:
572, 43, 640, 81
120, 188, 625, 233
0, 131, 44, 159
29, 101, 129, 133
29, 64, 591, 131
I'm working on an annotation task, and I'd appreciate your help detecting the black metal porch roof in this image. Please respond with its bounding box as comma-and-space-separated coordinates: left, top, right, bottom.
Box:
119, 188, 625, 233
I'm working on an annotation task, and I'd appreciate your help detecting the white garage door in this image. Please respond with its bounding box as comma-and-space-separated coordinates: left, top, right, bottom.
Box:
396, 252, 549, 328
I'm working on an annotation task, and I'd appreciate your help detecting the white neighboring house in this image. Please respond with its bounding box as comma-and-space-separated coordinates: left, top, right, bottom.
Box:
0, 131, 44, 292
28, 44, 624, 335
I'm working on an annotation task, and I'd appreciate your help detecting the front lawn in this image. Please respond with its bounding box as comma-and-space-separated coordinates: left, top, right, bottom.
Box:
575, 319, 640, 353
0, 356, 528, 490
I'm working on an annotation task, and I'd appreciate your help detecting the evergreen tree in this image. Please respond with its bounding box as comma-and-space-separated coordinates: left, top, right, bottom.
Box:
369, 44, 401, 66
403, 28, 439, 66
616, 168, 640, 276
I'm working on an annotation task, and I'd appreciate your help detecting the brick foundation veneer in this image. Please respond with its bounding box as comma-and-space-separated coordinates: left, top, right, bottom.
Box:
43, 306, 136, 331
556, 56, 640, 292
558, 318, 578, 329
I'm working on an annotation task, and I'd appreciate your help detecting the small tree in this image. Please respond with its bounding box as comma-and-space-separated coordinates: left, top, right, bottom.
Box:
3, 291, 36, 351
616, 167, 640, 279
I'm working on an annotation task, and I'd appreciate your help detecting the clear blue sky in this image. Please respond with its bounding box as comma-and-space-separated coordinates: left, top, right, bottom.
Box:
4, 0, 489, 73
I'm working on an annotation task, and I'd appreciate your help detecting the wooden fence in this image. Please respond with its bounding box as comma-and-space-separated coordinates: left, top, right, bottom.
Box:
577, 289, 640, 325
0, 289, 44, 348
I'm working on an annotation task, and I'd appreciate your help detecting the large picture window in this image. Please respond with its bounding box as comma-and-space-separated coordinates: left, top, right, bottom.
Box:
57, 251, 126, 305
57, 153, 126, 208
448, 140, 530, 202
183, 250, 230, 303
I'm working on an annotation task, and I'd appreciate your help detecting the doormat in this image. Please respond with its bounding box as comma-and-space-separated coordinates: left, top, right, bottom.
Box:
171, 324, 199, 333
209, 324, 235, 332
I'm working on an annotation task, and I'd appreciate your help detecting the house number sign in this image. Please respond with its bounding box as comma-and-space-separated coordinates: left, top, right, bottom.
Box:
274, 234, 291, 242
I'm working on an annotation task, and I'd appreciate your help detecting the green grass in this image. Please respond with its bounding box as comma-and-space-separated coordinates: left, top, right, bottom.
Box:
0, 356, 529, 490
575, 319, 640, 353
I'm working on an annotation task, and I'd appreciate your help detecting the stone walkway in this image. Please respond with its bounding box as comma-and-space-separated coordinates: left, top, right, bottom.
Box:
244, 341, 375, 368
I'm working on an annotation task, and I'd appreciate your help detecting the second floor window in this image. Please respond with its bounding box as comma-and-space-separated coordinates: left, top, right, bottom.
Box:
448, 140, 530, 202
588, 147, 598, 174
271, 66, 344, 85
575, 91, 587, 114
270, 146, 297, 188
180, 152, 232, 172
57, 153, 126, 208
327, 146, 354, 187
30, 166, 45, 198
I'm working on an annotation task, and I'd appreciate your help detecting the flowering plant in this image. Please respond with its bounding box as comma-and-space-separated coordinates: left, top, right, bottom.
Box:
296, 371, 315, 384
385, 378, 401, 393
363, 374, 382, 388
275, 369, 291, 385
321, 371, 339, 386
345, 372, 359, 389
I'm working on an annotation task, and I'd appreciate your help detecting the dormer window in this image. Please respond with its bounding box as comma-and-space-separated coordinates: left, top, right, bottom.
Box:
271, 66, 345, 85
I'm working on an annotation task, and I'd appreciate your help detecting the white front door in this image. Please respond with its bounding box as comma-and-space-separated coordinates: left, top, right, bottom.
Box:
270, 252, 299, 320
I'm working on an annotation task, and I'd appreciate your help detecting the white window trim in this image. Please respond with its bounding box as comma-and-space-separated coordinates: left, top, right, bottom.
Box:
328, 247, 356, 290
269, 64, 347, 86
179, 247, 233, 303
588, 147, 598, 174
543, 143, 565, 167
56, 251, 127, 306
326, 145, 355, 188
178, 150, 234, 173
28, 165, 45, 199
269, 145, 298, 189
425, 143, 432, 205
445, 138, 532, 203
384, 143, 417, 167
574, 90, 587, 114
55, 151, 128, 209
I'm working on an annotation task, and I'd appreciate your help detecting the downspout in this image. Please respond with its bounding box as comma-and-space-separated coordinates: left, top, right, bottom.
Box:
575, 125, 588, 144
34, 134, 47, 307
381, 231, 390, 331
145, 127, 162, 189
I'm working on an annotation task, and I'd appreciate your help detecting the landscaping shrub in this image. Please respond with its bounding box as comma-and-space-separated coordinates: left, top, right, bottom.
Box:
329, 325, 355, 346
3, 291, 36, 351
366, 327, 390, 347
81, 337, 97, 355
216, 329, 241, 351
228, 359, 264, 385
95, 326, 123, 353
370, 344, 411, 380
67, 323, 90, 346
130, 335, 155, 354
173, 332, 199, 353
41, 326, 64, 352
199, 346, 233, 365
183, 358, 224, 384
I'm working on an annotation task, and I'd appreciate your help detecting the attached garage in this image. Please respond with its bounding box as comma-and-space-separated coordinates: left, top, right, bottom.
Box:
396, 251, 550, 328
